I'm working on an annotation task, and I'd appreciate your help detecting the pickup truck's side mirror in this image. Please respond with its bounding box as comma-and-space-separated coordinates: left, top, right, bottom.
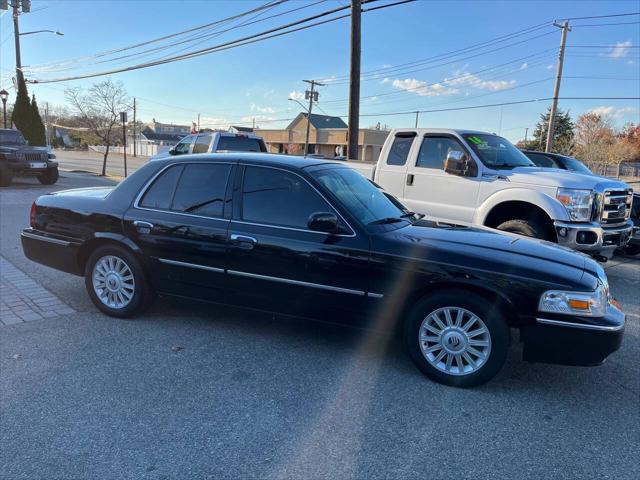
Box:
308, 212, 339, 233
168, 147, 177, 155
444, 150, 477, 177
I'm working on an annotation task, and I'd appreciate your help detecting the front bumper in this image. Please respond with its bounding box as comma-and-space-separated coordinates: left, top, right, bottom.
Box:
554, 220, 633, 252
520, 303, 624, 366
8, 159, 58, 174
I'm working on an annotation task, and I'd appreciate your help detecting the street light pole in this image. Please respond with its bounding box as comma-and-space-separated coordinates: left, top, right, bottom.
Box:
0, 89, 8, 128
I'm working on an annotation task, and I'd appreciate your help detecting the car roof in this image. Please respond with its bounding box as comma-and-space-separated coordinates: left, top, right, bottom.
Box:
390, 128, 496, 136
152, 152, 343, 170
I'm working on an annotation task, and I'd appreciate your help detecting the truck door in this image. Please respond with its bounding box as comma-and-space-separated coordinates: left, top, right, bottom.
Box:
374, 132, 416, 200
403, 134, 480, 223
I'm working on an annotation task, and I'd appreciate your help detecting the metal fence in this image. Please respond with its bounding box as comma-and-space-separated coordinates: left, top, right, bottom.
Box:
585, 162, 640, 179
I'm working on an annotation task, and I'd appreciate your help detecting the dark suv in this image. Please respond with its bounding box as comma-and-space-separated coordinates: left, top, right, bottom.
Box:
0, 129, 59, 186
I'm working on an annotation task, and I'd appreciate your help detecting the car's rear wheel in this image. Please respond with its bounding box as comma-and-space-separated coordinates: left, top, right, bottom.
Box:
84, 245, 155, 318
496, 218, 553, 241
38, 167, 59, 185
0, 163, 12, 187
404, 290, 510, 387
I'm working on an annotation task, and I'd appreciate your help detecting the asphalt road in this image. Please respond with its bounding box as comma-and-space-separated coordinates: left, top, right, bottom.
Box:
1, 172, 639, 480
54, 150, 150, 178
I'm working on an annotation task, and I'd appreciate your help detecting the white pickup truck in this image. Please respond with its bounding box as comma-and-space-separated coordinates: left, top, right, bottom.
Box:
348, 128, 634, 259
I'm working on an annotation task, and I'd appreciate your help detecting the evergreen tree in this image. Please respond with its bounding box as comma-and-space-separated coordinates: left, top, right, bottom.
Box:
531, 106, 575, 154
30, 95, 47, 146
10, 76, 32, 140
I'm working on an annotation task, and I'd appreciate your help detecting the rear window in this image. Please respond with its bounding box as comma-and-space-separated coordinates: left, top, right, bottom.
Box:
139, 165, 183, 210
216, 136, 266, 153
386, 135, 415, 166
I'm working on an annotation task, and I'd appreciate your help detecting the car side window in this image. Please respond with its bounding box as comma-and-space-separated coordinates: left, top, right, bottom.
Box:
192, 135, 211, 154
526, 152, 558, 168
174, 136, 193, 155
386, 135, 415, 166
416, 136, 466, 169
139, 165, 184, 210
241, 166, 332, 229
172, 164, 231, 218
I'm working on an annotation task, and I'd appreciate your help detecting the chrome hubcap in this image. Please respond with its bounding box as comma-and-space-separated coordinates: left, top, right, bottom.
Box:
419, 306, 491, 376
92, 255, 135, 309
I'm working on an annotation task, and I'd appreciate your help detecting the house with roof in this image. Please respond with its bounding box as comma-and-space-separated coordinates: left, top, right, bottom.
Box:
258, 112, 389, 161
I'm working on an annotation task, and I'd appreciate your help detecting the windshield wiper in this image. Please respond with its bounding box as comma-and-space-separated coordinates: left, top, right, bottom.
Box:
368, 217, 405, 225
400, 211, 424, 220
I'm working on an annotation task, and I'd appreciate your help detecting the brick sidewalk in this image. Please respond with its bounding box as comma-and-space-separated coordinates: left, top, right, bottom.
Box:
0, 257, 75, 326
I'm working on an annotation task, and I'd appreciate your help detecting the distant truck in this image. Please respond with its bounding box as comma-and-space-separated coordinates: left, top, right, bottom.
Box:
150, 130, 267, 161
347, 128, 634, 259
0, 129, 59, 187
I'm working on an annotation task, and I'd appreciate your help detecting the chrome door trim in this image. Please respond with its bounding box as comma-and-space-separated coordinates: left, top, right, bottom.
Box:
227, 269, 366, 296
536, 317, 624, 332
158, 258, 225, 274
21, 231, 71, 246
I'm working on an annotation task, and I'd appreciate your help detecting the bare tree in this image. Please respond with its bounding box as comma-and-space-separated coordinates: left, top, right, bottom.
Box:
573, 113, 615, 174
65, 80, 130, 176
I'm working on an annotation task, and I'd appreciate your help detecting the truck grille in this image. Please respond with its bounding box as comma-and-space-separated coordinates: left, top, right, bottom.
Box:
24, 153, 48, 162
600, 189, 633, 226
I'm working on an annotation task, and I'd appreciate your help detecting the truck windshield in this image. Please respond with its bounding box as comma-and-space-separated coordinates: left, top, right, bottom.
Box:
0, 130, 26, 145
311, 167, 414, 227
463, 134, 534, 169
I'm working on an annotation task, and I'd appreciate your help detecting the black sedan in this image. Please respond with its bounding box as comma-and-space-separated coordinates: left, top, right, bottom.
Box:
21, 153, 624, 387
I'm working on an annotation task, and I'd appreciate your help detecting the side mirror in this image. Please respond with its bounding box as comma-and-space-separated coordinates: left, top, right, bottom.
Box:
308, 212, 339, 233
444, 150, 476, 176
169, 147, 177, 155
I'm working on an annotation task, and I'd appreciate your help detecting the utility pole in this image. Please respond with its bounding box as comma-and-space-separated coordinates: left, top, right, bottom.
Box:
197, 113, 200, 132
414, 111, 419, 128
252, 117, 255, 130
44, 102, 50, 147
11, 0, 24, 85
133, 97, 137, 157
347, 0, 361, 160
545, 20, 570, 153
303, 79, 324, 156
524, 127, 529, 145
120, 111, 127, 177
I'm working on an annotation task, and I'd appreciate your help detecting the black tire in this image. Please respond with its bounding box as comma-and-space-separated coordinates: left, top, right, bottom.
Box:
496, 218, 552, 241
624, 243, 640, 256
0, 163, 12, 187
38, 167, 59, 185
84, 244, 155, 318
404, 290, 510, 388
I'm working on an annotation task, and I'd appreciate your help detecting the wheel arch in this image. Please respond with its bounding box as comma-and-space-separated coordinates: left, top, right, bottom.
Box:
474, 188, 568, 225
77, 233, 145, 274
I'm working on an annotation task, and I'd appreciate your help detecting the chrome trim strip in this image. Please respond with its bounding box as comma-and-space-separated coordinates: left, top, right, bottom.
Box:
158, 258, 225, 273
536, 317, 624, 332
231, 219, 353, 237
227, 269, 366, 296
21, 231, 71, 246
367, 292, 384, 298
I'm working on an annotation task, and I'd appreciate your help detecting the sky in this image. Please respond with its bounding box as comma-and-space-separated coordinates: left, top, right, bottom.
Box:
0, 0, 639, 142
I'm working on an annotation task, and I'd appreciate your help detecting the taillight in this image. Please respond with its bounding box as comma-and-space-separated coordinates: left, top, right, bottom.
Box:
30, 202, 37, 227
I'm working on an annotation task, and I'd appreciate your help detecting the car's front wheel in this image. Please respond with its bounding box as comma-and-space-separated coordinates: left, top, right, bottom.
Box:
38, 167, 59, 185
84, 245, 155, 318
0, 163, 12, 187
404, 290, 510, 387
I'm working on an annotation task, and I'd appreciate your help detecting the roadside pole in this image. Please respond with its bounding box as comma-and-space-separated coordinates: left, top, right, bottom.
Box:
133, 97, 136, 157
12, 0, 24, 85
44, 102, 50, 147
545, 20, 570, 153
347, 0, 361, 160
414, 111, 419, 128
120, 111, 127, 177
303, 79, 324, 156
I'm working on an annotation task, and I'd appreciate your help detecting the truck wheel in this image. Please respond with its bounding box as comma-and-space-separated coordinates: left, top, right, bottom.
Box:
404, 290, 510, 388
38, 167, 59, 185
84, 244, 156, 318
496, 219, 552, 241
0, 164, 12, 187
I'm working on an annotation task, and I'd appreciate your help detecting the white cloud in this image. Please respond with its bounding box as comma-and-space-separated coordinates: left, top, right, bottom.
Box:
391, 78, 459, 96
446, 69, 516, 91
367, 96, 378, 102
381, 77, 391, 84
520, 62, 528, 70
200, 116, 229, 129
263, 89, 276, 98
609, 40, 633, 59
589, 106, 636, 120
288, 90, 305, 101
382, 64, 393, 68
546, 64, 554, 70
241, 114, 276, 126
250, 103, 275, 114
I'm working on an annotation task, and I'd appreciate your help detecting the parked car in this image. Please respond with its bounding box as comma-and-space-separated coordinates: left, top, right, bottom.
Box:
0, 128, 59, 187
347, 129, 634, 260
522, 150, 640, 256
149, 131, 267, 161
21, 153, 624, 387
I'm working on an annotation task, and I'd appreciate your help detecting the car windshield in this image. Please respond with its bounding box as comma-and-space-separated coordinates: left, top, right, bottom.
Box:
0, 130, 26, 145
558, 156, 593, 174
311, 167, 413, 227
463, 134, 534, 169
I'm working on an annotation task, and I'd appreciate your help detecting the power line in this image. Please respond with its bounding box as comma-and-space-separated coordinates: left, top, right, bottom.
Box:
563, 11, 640, 20
572, 20, 640, 27
28, 0, 407, 84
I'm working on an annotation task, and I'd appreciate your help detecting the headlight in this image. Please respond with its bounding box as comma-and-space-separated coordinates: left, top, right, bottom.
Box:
556, 188, 594, 222
539, 283, 608, 317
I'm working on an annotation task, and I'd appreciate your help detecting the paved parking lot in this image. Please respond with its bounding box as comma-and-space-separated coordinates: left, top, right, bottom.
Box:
1, 172, 638, 479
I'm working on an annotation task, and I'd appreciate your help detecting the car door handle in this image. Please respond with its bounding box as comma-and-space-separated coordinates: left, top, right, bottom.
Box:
230, 234, 257, 249
406, 174, 414, 186
133, 220, 154, 233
